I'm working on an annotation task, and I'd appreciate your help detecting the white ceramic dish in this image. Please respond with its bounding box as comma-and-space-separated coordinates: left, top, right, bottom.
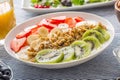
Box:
4, 12, 114, 69
21, 0, 115, 13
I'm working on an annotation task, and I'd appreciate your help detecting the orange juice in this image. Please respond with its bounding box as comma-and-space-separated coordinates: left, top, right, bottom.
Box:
0, 0, 16, 39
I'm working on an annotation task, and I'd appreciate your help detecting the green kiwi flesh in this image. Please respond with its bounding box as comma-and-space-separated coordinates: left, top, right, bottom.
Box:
35, 49, 64, 63
71, 40, 91, 59
82, 36, 101, 49
94, 25, 110, 41
59, 47, 75, 62
82, 29, 105, 44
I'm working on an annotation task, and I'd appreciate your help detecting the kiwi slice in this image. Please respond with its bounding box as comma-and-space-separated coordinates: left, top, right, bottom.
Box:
35, 49, 64, 63
82, 29, 105, 44
59, 47, 75, 62
94, 25, 110, 41
71, 40, 91, 59
82, 36, 101, 49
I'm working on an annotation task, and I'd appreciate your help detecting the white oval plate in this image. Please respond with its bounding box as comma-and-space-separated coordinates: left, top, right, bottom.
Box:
22, 0, 115, 13
4, 12, 115, 69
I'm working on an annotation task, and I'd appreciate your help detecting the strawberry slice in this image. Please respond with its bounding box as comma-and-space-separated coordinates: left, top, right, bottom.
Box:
16, 30, 31, 39
74, 16, 84, 22
30, 25, 41, 34
48, 16, 66, 24
42, 23, 57, 30
24, 25, 41, 35
39, 19, 57, 30
10, 37, 27, 53
65, 17, 76, 28
47, 19, 60, 25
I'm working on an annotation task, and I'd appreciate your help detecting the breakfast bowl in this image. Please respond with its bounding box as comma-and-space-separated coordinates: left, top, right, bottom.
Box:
115, 0, 120, 22
4, 12, 115, 69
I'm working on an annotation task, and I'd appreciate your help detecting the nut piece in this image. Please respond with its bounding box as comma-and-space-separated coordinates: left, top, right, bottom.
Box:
50, 28, 62, 34
26, 49, 37, 56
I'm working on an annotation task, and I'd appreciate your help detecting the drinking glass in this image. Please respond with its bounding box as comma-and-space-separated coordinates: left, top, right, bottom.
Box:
0, 0, 16, 46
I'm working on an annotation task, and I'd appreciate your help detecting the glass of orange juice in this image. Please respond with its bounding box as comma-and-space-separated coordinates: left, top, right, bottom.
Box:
0, 0, 16, 46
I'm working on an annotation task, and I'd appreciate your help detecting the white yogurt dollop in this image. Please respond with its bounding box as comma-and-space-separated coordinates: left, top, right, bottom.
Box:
58, 23, 70, 32
15, 46, 29, 60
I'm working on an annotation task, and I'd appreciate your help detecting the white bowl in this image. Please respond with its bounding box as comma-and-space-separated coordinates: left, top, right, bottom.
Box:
4, 12, 115, 69
22, 0, 114, 13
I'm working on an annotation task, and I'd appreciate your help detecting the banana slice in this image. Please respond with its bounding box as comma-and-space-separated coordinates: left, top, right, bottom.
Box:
30, 39, 42, 51
38, 27, 49, 37
27, 34, 40, 45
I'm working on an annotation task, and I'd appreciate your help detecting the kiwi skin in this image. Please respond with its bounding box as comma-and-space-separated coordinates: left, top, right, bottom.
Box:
82, 29, 105, 44
82, 36, 101, 49
35, 49, 64, 64
71, 40, 91, 59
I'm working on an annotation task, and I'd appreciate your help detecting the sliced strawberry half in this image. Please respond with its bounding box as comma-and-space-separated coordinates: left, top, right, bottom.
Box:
10, 37, 27, 53
49, 16, 66, 24
39, 19, 57, 30
65, 17, 76, 28
16, 30, 31, 39
30, 25, 41, 34
74, 16, 84, 22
